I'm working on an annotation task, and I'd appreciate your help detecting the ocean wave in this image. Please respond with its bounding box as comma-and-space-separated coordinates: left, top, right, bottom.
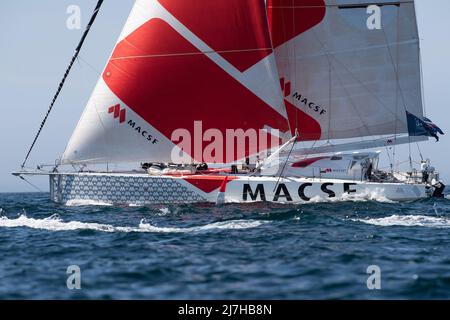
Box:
158, 208, 171, 215
0, 214, 267, 233
352, 215, 450, 228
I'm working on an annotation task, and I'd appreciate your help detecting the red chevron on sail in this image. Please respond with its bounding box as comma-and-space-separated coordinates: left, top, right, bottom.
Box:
103, 18, 289, 162
285, 99, 322, 141
158, 0, 273, 72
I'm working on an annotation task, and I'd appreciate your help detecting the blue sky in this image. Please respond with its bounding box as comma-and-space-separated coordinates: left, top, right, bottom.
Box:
1, 0, 449, 192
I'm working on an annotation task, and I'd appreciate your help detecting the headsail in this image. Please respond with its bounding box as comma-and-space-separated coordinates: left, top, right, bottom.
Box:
62, 0, 289, 165
267, 0, 425, 142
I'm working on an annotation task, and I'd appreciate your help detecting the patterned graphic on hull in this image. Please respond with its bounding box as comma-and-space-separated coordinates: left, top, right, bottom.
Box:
49, 173, 427, 205
50, 174, 206, 205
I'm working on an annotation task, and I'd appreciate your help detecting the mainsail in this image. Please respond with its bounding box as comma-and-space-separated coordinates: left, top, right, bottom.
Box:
62, 0, 429, 166
267, 0, 425, 142
62, 0, 289, 164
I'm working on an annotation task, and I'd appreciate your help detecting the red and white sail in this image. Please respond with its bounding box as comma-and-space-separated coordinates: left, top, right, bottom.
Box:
267, 0, 425, 141
62, 0, 427, 165
62, 0, 290, 164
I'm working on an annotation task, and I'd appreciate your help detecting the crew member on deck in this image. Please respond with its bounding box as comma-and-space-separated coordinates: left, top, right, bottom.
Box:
366, 162, 373, 181
363, 159, 373, 181
255, 156, 263, 174
421, 160, 430, 183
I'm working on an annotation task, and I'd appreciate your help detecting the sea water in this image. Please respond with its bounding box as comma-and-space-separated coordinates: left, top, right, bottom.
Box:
1, 192, 450, 299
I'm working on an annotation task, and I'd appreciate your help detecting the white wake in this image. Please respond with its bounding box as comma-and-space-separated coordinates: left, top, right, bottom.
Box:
308, 188, 396, 204
0, 214, 267, 233
353, 215, 450, 228
65, 199, 113, 207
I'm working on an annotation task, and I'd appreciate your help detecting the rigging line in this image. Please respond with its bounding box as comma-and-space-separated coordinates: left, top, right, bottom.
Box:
401, 11, 414, 170
383, 8, 402, 169
327, 52, 400, 119
410, 0, 426, 120
92, 100, 109, 147
273, 132, 298, 193
302, 27, 334, 142
21, 0, 104, 169
292, 0, 299, 137
268, 1, 414, 9
308, 27, 374, 136
289, 1, 308, 152
285, 8, 296, 141
306, 15, 405, 120
328, 56, 374, 137
418, 40, 427, 117
328, 53, 332, 142
75, 55, 82, 68
382, 7, 416, 170
384, 144, 393, 167
109, 47, 273, 61
408, 140, 413, 170
296, 139, 318, 168
18, 176, 44, 193
264, 2, 292, 139
281, 0, 298, 139
292, 39, 417, 60
275, 0, 296, 141
381, 19, 409, 113
78, 55, 102, 76
416, 142, 424, 161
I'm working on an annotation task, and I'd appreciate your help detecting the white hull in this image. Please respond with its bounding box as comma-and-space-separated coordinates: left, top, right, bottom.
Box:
48, 172, 429, 205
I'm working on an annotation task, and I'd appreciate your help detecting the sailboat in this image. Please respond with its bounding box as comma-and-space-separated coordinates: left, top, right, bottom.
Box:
14, 0, 445, 205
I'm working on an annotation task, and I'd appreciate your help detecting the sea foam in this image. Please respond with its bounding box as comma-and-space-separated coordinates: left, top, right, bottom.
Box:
65, 199, 113, 207
0, 214, 267, 233
306, 188, 396, 204
353, 215, 450, 228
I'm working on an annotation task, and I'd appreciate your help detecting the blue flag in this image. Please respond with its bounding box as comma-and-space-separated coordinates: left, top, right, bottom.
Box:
406, 111, 444, 142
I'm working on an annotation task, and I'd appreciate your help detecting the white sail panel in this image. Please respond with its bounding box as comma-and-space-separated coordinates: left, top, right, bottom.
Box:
61, 79, 180, 164
290, 135, 427, 156
268, 0, 424, 141
62, 0, 289, 165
